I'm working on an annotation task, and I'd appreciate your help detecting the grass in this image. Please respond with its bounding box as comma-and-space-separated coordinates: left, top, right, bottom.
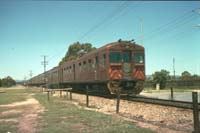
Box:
34, 93, 154, 133
0, 87, 39, 133
0, 86, 154, 133
0, 122, 18, 133
0, 88, 29, 105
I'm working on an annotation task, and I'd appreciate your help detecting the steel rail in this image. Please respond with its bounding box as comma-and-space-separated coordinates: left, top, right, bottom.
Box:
125, 95, 199, 110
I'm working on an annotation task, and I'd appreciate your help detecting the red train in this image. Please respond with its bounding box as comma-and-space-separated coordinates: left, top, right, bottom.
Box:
27, 40, 145, 95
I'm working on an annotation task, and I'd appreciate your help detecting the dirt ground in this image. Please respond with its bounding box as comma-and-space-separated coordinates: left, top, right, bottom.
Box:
0, 97, 44, 133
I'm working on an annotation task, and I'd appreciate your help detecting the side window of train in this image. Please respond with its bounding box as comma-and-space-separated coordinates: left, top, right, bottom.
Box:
103, 53, 106, 67
88, 59, 92, 69
69, 66, 72, 73
83, 61, 86, 70
79, 62, 82, 71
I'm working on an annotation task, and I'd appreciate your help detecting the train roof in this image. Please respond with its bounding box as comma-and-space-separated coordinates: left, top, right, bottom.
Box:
59, 40, 144, 66
101, 41, 144, 50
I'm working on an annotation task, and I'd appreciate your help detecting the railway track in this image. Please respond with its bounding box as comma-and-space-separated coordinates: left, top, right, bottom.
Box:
124, 95, 199, 110
64, 89, 199, 110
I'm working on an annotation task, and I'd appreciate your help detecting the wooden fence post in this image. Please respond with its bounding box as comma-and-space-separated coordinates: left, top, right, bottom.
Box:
170, 87, 174, 100
47, 90, 50, 101
86, 86, 89, 107
70, 91, 72, 100
116, 93, 120, 113
192, 92, 200, 133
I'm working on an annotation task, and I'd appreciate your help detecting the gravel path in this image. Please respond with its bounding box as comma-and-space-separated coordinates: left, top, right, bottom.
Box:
55, 92, 195, 133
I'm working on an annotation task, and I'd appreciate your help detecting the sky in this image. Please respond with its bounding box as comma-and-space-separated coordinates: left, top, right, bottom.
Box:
0, 1, 199, 80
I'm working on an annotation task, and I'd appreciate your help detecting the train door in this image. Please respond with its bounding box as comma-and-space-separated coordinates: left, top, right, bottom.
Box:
60, 68, 63, 83
122, 51, 132, 79
95, 55, 99, 80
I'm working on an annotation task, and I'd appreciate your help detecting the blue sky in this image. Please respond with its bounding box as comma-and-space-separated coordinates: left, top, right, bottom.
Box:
0, 1, 199, 80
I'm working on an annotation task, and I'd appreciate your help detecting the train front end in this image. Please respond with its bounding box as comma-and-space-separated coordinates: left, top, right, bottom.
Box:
107, 41, 145, 95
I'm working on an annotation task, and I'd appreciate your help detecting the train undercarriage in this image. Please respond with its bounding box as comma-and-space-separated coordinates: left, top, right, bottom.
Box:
47, 80, 144, 95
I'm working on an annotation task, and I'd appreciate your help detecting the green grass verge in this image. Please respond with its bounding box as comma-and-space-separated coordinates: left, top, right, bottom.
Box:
34, 94, 154, 133
0, 87, 40, 133
0, 89, 30, 105
0, 122, 18, 133
0, 87, 154, 133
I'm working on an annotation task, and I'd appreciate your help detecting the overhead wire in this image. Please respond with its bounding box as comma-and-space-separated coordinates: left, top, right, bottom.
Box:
89, 1, 143, 41
137, 11, 195, 43
47, 2, 130, 64
144, 13, 196, 43
78, 1, 130, 42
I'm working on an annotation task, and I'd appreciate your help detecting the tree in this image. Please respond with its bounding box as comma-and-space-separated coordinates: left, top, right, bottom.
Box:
0, 78, 2, 87
192, 74, 199, 80
59, 42, 96, 65
152, 69, 170, 89
181, 71, 191, 80
1, 76, 16, 87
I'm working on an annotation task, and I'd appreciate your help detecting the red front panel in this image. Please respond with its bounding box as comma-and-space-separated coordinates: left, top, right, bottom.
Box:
133, 66, 145, 80
108, 66, 122, 80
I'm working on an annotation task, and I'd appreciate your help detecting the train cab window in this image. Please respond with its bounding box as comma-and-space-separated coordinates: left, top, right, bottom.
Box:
134, 53, 144, 64
110, 52, 121, 63
122, 51, 131, 63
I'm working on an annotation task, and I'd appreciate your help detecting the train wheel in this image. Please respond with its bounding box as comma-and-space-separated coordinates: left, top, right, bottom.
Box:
107, 80, 121, 94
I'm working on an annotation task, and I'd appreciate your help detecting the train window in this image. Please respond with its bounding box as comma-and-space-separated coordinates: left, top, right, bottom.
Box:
122, 51, 131, 63
103, 54, 106, 59
110, 52, 121, 63
103, 54, 106, 67
134, 53, 144, 63
79, 63, 82, 71
88, 59, 92, 69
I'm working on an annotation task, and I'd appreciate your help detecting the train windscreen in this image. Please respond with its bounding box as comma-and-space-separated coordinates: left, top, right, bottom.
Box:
110, 51, 132, 63
110, 52, 121, 63
122, 51, 131, 63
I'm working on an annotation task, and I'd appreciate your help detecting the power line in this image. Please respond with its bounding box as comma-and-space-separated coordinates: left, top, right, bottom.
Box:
142, 11, 195, 43
89, 1, 143, 42
47, 2, 131, 64
78, 1, 130, 42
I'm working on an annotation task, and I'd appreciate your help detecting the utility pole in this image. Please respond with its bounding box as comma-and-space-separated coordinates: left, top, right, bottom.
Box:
29, 70, 33, 85
173, 58, 175, 80
41, 55, 48, 88
24, 76, 27, 86
140, 17, 144, 46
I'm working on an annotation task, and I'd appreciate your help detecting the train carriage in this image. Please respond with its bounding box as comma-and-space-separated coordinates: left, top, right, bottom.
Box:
27, 40, 145, 95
